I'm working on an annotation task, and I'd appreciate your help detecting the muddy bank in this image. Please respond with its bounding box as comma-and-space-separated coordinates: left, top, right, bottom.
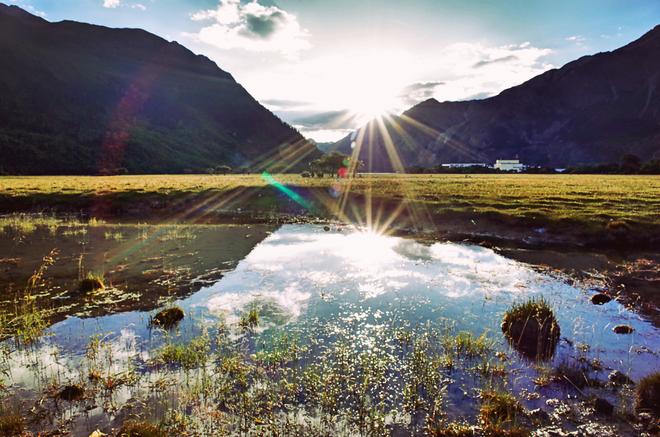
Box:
1, 186, 658, 252
0, 224, 274, 332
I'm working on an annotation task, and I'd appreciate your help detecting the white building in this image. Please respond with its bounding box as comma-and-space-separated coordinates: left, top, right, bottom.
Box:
441, 163, 489, 168
494, 159, 525, 172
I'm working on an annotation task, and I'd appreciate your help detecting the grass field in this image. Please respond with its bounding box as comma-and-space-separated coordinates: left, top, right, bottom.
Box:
1, 174, 658, 226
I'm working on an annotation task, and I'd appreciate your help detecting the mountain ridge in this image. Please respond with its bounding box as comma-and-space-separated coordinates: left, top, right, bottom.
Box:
0, 3, 318, 174
333, 25, 660, 170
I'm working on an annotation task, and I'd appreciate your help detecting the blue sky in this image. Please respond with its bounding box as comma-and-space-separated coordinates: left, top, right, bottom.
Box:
7, 0, 660, 141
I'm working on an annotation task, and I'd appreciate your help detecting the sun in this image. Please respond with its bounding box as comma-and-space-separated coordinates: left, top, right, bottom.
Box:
343, 76, 402, 124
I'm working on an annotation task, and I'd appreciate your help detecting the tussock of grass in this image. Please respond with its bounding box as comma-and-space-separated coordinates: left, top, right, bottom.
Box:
501, 297, 560, 360
636, 372, 660, 416
79, 272, 105, 293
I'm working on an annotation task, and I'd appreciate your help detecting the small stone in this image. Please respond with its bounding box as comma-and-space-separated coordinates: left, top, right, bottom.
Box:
593, 398, 614, 416
590, 293, 612, 305
608, 370, 633, 385
528, 408, 550, 423
57, 384, 85, 402
151, 307, 184, 329
613, 325, 634, 334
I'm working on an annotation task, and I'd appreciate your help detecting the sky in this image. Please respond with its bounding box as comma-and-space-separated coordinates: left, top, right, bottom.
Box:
7, 0, 660, 142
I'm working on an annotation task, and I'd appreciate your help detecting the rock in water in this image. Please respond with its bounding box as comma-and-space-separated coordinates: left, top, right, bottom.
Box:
594, 398, 614, 416
613, 325, 634, 334
591, 293, 612, 305
152, 307, 184, 329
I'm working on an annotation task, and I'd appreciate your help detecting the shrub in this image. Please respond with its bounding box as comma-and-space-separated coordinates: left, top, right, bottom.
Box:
301, 170, 311, 178
501, 297, 560, 360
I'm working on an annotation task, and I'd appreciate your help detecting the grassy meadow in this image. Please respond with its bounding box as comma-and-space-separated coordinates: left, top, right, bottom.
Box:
1, 174, 658, 226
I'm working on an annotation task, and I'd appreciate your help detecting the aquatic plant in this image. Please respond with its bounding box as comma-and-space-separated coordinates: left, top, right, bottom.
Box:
153, 335, 210, 370
239, 308, 260, 332
79, 272, 105, 293
501, 297, 560, 360
479, 390, 524, 429
636, 372, 660, 416
151, 307, 184, 330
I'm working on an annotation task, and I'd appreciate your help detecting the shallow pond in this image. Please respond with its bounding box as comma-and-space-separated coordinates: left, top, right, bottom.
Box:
1, 224, 658, 435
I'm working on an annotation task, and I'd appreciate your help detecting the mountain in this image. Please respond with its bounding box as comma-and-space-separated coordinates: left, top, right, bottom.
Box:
0, 3, 318, 174
333, 26, 660, 171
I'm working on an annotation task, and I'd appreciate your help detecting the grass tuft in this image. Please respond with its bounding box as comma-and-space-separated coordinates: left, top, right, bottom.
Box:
501, 297, 560, 360
79, 272, 105, 293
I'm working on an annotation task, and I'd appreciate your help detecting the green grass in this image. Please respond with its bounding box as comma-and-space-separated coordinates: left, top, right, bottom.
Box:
0, 174, 658, 227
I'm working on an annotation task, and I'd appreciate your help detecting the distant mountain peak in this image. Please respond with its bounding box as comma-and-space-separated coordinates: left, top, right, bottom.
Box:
332, 24, 660, 170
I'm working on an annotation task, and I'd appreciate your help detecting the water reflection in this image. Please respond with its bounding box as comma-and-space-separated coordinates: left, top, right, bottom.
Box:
2, 224, 659, 435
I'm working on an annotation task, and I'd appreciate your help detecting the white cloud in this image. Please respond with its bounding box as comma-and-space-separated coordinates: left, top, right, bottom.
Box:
186, 0, 310, 57
418, 41, 554, 102
131, 3, 146, 11
103, 0, 121, 8
565, 35, 586, 44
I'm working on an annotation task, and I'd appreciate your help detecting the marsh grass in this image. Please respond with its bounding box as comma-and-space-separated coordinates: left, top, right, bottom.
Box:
154, 335, 210, 370
479, 390, 526, 433
6, 249, 58, 346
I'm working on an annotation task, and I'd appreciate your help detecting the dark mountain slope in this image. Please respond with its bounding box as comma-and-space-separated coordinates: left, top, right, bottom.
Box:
0, 3, 317, 174
333, 26, 660, 170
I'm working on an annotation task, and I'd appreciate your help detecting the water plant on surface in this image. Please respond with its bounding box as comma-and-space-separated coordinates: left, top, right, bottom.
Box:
501, 297, 560, 360
79, 272, 105, 293
636, 372, 660, 416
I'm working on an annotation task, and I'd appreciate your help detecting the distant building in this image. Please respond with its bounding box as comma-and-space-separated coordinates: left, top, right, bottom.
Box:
494, 159, 525, 172
441, 163, 489, 168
